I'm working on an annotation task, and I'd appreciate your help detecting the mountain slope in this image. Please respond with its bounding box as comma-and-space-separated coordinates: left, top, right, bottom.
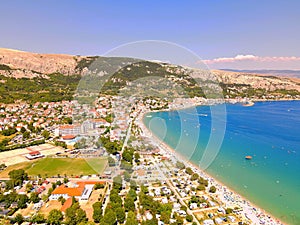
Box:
0, 48, 300, 103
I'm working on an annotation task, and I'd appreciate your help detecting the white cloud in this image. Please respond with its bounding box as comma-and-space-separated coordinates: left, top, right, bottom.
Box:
202, 54, 300, 70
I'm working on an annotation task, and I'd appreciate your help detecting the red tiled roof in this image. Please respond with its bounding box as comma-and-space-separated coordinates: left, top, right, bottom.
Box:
29, 151, 41, 156
60, 198, 73, 212
76, 181, 106, 185
52, 184, 85, 197
62, 135, 76, 140
59, 124, 80, 129
92, 119, 107, 123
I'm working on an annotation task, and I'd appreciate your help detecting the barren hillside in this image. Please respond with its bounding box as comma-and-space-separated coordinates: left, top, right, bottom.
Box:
0, 48, 83, 78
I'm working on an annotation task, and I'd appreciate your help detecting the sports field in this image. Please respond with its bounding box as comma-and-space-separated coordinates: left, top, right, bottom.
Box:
0, 157, 107, 178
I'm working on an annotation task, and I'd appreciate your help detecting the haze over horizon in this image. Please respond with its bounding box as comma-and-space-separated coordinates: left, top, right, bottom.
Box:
1, 0, 300, 70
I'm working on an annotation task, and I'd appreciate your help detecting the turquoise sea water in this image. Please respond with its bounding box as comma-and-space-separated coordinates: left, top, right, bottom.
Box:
143, 101, 300, 225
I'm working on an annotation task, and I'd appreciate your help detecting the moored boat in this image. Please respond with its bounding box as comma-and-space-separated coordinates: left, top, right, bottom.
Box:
243, 101, 255, 107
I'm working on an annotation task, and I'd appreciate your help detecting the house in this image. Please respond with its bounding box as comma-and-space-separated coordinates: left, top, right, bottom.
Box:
92, 119, 110, 127
25, 151, 44, 160
58, 124, 81, 136
190, 202, 198, 210
178, 210, 186, 216
173, 203, 181, 211
228, 216, 236, 222
218, 207, 226, 214
209, 201, 216, 207
145, 211, 153, 220
161, 197, 168, 204
0, 210, 10, 216
154, 188, 161, 196
215, 217, 224, 224
203, 219, 214, 225
33, 201, 43, 210
49, 181, 105, 201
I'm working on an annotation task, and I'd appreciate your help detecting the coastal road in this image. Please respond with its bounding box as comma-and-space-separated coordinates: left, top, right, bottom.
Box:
121, 119, 132, 153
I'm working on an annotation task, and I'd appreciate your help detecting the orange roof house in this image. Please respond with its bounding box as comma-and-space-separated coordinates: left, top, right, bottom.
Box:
51, 183, 85, 197
49, 182, 102, 201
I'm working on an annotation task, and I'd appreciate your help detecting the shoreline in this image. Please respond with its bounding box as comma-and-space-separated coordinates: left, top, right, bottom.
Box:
136, 104, 286, 225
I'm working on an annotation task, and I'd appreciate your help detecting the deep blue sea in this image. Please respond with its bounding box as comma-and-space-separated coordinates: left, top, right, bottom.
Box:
143, 101, 300, 225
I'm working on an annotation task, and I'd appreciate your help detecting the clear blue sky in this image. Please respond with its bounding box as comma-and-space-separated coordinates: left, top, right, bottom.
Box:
1, 0, 300, 61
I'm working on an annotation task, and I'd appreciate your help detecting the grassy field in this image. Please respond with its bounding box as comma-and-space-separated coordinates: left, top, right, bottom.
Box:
0, 157, 107, 178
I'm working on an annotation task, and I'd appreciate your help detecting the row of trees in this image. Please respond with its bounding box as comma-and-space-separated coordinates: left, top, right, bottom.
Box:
92, 176, 139, 225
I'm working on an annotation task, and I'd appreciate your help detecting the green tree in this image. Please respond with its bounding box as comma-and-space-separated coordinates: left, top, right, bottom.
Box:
42, 130, 50, 139
197, 184, 206, 191
22, 131, 31, 139
30, 192, 40, 203
122, 150, 133, 163
120, 160, 133, 172
63, 177, 69, 184
102, 209, 116, 225
48, 209, 63, 225
134, 152, 140, 162
26, 183, 33, 193
185, 167, 193, 175
225, 208, 233, 214
112, 175, 122, 190
20, 127, 26, 133
8, 169, 28, 187
123, 171, 131, 182
186, 214, 193, 222
108, 156, 116, 166
124, 197, 135, 212
92, 202, 103, 223
191, 173, 199, 181
14, 213, 24, 225
127, 189, 137, 201
130, 180, 138, 190
1, 127, 17, 136
175, 161, 185, 170
17, 194, 29, 209
115, 207, 125, 223
94, 183, 105, 190
125, 211, 138, 225
198, 177, 208, 186
209, 186, 217, 193
141, 218, 158, 225
65, 202, 87, 225
58, 196, 66, 205
77, 208, 88, 224
31, 213, 46, 223
160, 211, 170, 224
109, 193, 122, 207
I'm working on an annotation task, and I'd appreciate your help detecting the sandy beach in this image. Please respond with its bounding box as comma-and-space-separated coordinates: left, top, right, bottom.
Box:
136, 107, 285, 225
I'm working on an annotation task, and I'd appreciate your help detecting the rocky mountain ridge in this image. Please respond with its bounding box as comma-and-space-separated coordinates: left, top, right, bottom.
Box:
1, 48, 300, 96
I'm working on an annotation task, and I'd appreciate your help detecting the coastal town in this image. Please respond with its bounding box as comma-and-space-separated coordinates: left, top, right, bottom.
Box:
1, 1, 300, 224
0, 95, 285, 225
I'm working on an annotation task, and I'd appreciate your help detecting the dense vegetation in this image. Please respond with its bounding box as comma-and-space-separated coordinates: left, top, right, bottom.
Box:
0, 64, 11, 70
0, 73, 81, 103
